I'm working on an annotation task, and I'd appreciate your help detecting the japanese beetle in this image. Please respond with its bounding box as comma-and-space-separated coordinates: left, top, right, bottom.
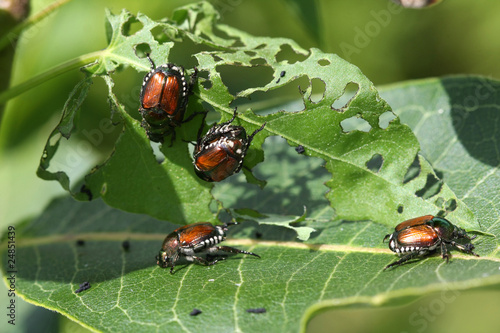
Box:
193, 109, 266, 182
156, 222, 260, 274
383, 215, 479, 270
139, 54, 197, 143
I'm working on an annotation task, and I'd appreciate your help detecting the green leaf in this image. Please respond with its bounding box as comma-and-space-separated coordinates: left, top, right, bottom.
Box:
36, 2, 479, 234
380, 75, 500, 250
3, 74, 500, 331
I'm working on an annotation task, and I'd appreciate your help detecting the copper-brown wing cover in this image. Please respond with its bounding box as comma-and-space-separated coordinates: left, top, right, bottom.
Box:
176, 222, 217, 245
397, 225, 439, 247
395, 215, 434, 231
159, 76, 180, 114
142, 72, 165, 109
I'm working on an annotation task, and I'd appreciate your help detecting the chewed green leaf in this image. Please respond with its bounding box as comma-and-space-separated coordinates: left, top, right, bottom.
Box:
37, 2, 478, 230
37, 77, 92, 196
380, 75, 500, 244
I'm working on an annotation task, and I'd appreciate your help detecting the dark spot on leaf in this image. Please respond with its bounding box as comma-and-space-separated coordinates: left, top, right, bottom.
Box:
275, 44, 307, 64
255, 231, 263, 239
76, 239, 85, 246
190, 308, 202, 316
379, 111, 397, 129
75, 282, 91, 294
366, 153, 383, 173
318, 59, 330, 66
403, 154, 421, 184
397, 205, 404, 214
121, 16, 142, 37
331, 82, 359, 110
295, 145, 305, 154
415, 173, 443, 199
340, 116, 371, 133
246, 308, 266, 314
80, 184, 93, 201
275, 70, 286, 83
122, 240, 130, 251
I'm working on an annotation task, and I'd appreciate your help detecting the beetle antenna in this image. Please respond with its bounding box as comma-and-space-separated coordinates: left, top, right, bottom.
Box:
145, 53, 155, 69
228, 107, 238, 124
248, 122, 266, 142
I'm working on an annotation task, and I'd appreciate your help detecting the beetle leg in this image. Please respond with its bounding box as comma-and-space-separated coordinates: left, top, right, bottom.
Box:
383, 234, 391, 243
440, 242, 450, 262
191, 255, 226, 266
188, 67, 198, 94
384, 252, 422, 270
183, 110, 207, 125
216, 246, 261, 258
449, 241, 480, 257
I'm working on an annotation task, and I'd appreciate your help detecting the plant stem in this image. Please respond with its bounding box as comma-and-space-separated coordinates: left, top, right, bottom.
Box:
0, 51, 102, 105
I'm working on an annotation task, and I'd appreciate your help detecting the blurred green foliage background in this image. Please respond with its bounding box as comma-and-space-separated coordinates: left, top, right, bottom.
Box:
1, 0, 499, 332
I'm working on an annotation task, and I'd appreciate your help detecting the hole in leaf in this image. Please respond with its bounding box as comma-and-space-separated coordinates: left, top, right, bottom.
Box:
331, 82, 359, 110
415, 173, 443, 199
233, 76, 309, 112
150, 26, 170, 44
397, 205, 404, 214
134, 43, 151, 59
366, 153, 383, 173
403, 154, 420, 184
254, 44, 266, 50
445, 198, 457, 212
197, 70, 212, 90
230, 38, 244, 48
152, 142, 165, 164
250, 58, 267, 66
245, 51, 256, 56
310, 78, 326, 103
436, 210, 447, 218
218, 65, 274, 96
212, 54, 223, 62
340, 116, 371, 133
121, 16, 143, 37
275, 44, 307, 64
49, 132, 62, 145
435, 197, 445, 208
379, 111, 397, 129
318, 59, 330, 66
